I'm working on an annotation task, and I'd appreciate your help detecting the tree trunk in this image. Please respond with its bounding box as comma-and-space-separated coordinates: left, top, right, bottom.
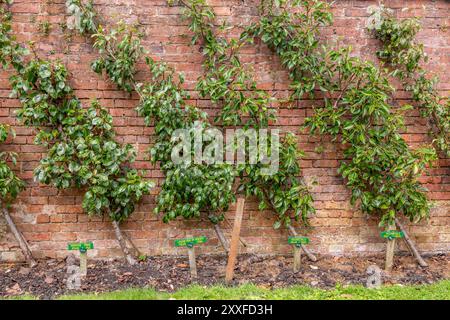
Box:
214, 224, 229, 253
395, 217, 428, 267
2, 207, 37, 267
288, 225, 317, 262
111, 220, 137, 265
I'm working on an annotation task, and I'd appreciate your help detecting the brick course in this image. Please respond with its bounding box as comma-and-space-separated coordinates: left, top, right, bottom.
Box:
0, 0, 449, 262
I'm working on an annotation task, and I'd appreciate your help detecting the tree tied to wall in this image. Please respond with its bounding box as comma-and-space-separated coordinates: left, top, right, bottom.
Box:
0, 1, 37, 266
66, 0, 239, 251
248, 0, 437, 267
369, 7, 449, 157
1, 1, 154, 265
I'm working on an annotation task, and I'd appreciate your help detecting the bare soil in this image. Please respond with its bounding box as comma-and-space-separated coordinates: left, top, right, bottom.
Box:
0, 253, 448, 299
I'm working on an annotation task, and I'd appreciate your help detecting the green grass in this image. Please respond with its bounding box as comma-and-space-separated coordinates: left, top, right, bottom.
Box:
56, 280, 450, 300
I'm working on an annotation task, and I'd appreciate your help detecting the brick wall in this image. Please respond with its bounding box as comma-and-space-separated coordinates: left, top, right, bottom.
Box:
0, 0, 448, 262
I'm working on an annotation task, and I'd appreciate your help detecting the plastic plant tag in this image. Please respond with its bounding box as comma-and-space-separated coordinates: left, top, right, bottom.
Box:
174, 236, 207, 248
380, 230, 404, 240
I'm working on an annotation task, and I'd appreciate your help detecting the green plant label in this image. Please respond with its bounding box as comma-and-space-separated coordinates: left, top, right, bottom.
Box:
380, 231, 404, 239
174, 236, 207, 248
288, 236, 310, 245
67, 242, 94, 252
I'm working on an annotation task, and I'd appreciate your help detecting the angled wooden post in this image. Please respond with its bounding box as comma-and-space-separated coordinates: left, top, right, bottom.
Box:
293, 245, 302, 272
385, 223, 396, 271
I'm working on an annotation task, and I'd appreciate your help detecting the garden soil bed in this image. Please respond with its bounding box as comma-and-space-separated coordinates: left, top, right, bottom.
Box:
1, 253, 448, 299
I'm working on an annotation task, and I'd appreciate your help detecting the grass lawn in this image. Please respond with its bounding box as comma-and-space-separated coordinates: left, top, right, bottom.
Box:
54, 280, 450, 300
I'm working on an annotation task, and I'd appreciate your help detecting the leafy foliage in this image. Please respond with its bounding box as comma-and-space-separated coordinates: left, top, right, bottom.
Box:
136, 58, 236, 224
9, 58, 154, 221
65, 1, 144, 92
177, 0, 315, 227
371, 8, 449, 156
65, 0, 97, 35
0, 5, 28, 72
239, 132, 315, 228
249, 0, 436, 225
0, 124, 24, 205
67, 1, 237, 225
0, 1, 25, 208
0, 0, 153, 222
179, 0, 275, 128
91, 22, 145, 92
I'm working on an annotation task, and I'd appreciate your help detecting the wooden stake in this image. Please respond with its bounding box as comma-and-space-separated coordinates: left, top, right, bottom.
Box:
2, 207, 37, 267
385, 223, 396, 271
225, 198, 245, 284
293, 245, 302, 272
288, 225, 317, 262
79, 251, 87, 277
395, 218, 428, 267
122, 231, 142, 258
186, 234, 197, 281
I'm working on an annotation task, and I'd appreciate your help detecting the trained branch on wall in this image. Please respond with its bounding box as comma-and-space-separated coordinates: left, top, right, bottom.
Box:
370, 7, 449, 157
65, 0, 237, 252
249, 0, 436, 268
1, 1, 154, 265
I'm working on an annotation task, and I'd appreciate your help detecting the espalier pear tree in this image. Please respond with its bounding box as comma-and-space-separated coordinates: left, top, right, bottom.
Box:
65, 0, 317, 258
369, 6, 449, 157
248, 0, 436, 269
0, 1, 36, 267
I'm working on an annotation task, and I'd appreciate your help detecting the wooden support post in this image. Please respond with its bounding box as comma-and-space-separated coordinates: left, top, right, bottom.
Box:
225, 198, 245, 284
385, 223, 396, 271
186, 234, 197, 282
395, 218, 428, 267
293, 245, 302, 272
79, 251, 87, 277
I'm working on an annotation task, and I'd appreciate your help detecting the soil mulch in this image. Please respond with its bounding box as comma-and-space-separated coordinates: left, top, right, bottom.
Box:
0, 253, 448, 299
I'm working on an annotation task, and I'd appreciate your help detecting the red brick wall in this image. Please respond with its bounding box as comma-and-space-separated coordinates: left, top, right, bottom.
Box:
0, 0, 448, 262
